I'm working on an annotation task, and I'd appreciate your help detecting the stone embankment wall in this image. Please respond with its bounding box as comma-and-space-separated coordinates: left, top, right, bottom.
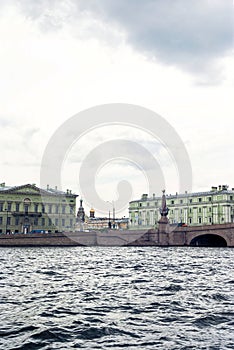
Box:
0, 229, 148, 247
0, 232, 83, 246
0, 224, 233, 247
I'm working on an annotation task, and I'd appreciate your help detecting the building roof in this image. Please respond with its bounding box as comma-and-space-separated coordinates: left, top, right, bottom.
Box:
0, 183, 78, 197
130, 187, 234, 203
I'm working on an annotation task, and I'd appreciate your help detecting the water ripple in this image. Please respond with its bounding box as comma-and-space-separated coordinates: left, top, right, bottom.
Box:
0, 247, 233, 349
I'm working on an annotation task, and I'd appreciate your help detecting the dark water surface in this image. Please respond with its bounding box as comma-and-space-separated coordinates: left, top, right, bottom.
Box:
0, 247, 233, 349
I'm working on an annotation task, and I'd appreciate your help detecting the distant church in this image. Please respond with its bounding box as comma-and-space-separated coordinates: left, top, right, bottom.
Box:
76, 200, 128, 230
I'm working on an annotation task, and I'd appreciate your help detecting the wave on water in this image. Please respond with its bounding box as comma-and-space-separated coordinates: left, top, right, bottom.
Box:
0, 247, 233, 349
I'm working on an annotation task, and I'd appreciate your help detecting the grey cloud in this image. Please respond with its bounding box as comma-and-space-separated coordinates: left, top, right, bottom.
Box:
22, 127, 40, 140
0, 118, 14, 127
80, 0, 233, 78
14, 0, 78, 31
11, 0, 234, 80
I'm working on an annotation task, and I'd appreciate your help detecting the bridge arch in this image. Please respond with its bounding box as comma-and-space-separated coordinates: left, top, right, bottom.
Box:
189, 234, 227, 247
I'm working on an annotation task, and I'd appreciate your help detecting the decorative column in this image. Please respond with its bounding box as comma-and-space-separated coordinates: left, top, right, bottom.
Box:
158, 190, 170, 245
76, 199, 85, 231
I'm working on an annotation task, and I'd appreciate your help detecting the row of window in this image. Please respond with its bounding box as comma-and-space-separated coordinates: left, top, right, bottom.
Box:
134, 206, 227, 217
134, 216, 218, 226
0, 217, 74, 227
171, 207, 214, 214
0, 203, 75, 214
134, 195, 234, 208
170, 196, 228, 204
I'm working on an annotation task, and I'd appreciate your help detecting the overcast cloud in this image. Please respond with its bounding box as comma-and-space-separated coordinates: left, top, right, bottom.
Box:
82, 0, 233, 78
13, 0, 234, 80
0, 0, 233, 215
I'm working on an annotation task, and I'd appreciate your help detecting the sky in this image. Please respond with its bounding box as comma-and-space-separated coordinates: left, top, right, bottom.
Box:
0, 0, 234, 216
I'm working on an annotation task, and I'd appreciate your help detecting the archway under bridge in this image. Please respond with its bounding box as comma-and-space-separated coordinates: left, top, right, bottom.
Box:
189, 234, 227, 247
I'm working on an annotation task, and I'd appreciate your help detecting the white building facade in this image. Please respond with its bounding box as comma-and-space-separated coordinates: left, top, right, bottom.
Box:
129, 185, 234, 229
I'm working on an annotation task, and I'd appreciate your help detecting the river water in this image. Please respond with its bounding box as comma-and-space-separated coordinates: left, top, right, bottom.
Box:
0, 247, 233, 349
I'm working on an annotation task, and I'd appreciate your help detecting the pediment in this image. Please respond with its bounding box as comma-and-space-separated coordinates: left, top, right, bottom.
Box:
7, 184, 42, 195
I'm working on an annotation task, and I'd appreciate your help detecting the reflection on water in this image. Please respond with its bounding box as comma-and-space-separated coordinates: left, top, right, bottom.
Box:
0, 247, 233, 349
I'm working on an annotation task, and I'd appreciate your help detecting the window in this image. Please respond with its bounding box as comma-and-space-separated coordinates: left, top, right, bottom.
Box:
48, 205, 52, 214
209, 207, 212, 212
24, 205, 29, 215
34, 218, 38, 225
198, 217, 202, 224
171, 200, 174, 205
34, 204, 38, 213
7, 217, 11, 225
139, 203, 142, 207
55, 218, 59, 226
55, 205, 59, 214
0, 217, 2, 225
69, 205, 74, 214
15, 217, 19, 225
189, 218, 192, 224
70, 219, 73, 227
189, 208, 192, 213
180, 200, 183, 204
62, 219, 65, 226
230, 196, 233, 201
208, 197, 212, 202
41, 218, 45, 226
41, 205, 45, 213
7, 203, 12, 211
198, 198, 202, 202
198, 208, 202, 213
48, 218, 52, 226
62, 206, 66, 214
16, 203, 20, 211
0, 203, 3, 211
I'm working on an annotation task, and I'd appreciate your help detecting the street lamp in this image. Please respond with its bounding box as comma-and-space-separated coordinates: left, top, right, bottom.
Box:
108, 210, 111, 229
106, 201, 115, 229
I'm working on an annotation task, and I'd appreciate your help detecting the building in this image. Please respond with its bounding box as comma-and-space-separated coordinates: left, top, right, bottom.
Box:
85, 216, 129, 230
75, 202, 129, 230
0, 183, 78, 234
129, 185, 234, 229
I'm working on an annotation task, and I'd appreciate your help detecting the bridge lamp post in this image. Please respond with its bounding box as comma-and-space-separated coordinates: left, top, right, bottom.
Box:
106, 201, 115, 229
108, 209, 111, 229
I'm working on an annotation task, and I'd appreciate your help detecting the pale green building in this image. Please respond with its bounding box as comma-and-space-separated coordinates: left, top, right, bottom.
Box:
129, 185, 234, 229
0, 183, 78, 234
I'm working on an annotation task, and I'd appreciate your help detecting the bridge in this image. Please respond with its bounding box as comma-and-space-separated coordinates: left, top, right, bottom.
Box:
173, 223, 234, 247
137, 223, 234, 247
135, 191, 234, 247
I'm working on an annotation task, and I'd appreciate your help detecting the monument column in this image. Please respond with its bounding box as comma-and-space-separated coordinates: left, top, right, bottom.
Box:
158, 190, 170, 245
